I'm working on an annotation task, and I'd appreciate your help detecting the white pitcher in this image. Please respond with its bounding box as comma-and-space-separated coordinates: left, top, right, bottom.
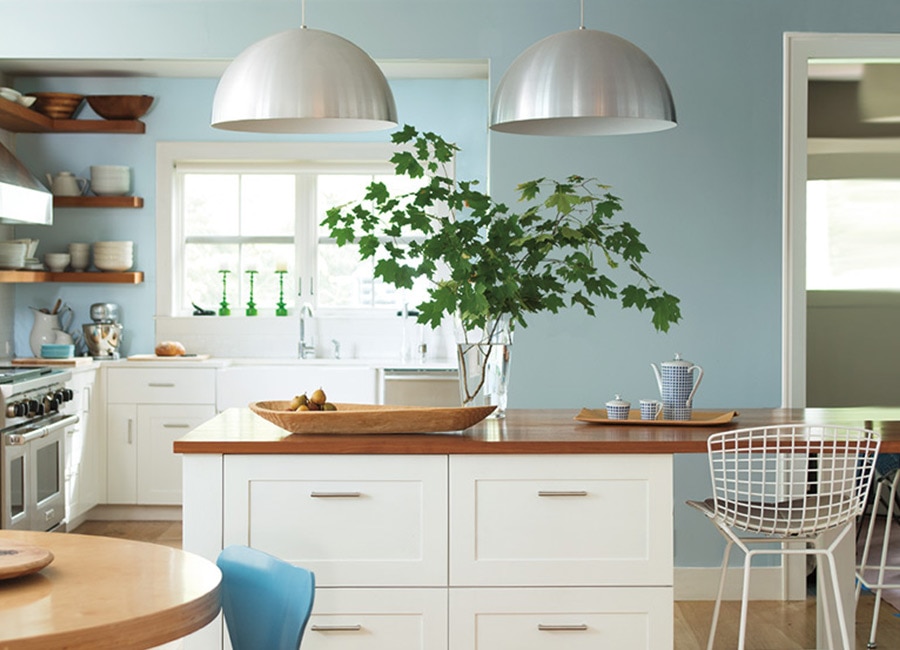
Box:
29, 306, 74, 357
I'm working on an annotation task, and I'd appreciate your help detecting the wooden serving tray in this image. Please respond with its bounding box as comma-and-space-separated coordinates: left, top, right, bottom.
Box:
0, 541, 53, 581
575, 408, 739, 427
250, 401, 496, 435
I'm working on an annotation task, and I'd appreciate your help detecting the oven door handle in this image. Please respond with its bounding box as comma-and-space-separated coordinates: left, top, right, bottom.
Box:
6, 414, 79, 445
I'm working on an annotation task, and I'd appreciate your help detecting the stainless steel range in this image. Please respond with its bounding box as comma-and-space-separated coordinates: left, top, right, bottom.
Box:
0, 366, 77, 531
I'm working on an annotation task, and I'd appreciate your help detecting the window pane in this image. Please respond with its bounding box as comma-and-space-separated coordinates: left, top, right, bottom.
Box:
241, 244, 297, 311
184, 243, 238, 311
183, 174, 239, 236
316, 175, 373, 237
240, 175, 295, 237
807, 179, 900, 289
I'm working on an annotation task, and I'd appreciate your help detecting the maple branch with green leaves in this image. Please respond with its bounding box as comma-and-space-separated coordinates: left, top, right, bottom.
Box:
321, 124, 681, 338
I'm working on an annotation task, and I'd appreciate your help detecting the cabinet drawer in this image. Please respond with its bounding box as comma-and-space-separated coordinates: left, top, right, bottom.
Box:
106, 368, 216, 404
304, 588, 447, 650
449, 587, 673, 650
223, 455, 448, 587
450, 455, 673, 586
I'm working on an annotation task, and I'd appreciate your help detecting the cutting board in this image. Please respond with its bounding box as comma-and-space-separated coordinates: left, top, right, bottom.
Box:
12, 357, 93, 367
127, 354, 211, 361
0, 542, 54, 580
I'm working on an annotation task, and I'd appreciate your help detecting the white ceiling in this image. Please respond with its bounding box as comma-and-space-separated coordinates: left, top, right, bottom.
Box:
0, 58, 489, 80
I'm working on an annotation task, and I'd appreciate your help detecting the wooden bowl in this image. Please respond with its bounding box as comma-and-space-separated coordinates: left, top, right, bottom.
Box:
28, 92, 85, 119
86, 95, 154, 120
249, 401, 496, 435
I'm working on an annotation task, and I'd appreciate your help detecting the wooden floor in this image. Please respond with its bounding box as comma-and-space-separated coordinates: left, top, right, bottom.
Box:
71, 520, 900, 649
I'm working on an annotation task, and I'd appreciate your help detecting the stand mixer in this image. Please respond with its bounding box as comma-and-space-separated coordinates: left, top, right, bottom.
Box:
83, 302, 123, 359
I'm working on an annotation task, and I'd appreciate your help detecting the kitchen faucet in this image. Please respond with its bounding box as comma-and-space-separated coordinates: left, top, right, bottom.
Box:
298, 303, 316, 359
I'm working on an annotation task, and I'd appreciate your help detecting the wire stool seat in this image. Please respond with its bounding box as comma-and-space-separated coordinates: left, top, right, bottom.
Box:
687, 424, 880, 650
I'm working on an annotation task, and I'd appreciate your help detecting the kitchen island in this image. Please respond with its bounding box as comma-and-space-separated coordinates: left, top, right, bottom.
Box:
176, 407, 900, 649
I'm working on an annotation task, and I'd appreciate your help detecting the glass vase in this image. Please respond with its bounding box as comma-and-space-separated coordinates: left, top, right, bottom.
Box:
455, 315, 512, 418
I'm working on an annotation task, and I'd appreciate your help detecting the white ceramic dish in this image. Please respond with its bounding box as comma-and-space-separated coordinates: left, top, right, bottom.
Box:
0, 87, 22, 102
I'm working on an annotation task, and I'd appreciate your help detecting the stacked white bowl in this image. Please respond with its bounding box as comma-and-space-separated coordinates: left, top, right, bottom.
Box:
68, 242, 90, 271
0, 241, 27, 270
93, 241, 133, 272
90, 165, 131, 196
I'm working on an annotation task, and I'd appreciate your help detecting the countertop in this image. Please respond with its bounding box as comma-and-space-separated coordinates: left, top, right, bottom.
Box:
174, 406, 900, 455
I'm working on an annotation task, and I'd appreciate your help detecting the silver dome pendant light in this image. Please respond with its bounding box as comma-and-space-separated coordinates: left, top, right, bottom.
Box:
211, 0, 397, 133
491, 0, 676, 136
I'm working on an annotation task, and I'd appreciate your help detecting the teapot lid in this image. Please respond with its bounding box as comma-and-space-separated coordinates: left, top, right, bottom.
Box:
606, 394, 630, 407
662, 353, 693, 367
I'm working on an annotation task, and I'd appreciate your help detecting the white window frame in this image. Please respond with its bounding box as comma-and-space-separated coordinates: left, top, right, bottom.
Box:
156, 141, 400, 319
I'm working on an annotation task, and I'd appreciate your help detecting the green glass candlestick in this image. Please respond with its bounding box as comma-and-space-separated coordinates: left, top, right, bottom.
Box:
245, 270, 258, 316
275, 270, 288, 316
218, 270, 231, 316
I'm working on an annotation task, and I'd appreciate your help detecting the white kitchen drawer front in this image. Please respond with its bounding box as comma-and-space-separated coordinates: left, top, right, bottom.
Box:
450, 454, 673, 586
224, 455, 448, 587
305, 588, 447, 650
106, 367, 216, 404
449, 587, 673, 650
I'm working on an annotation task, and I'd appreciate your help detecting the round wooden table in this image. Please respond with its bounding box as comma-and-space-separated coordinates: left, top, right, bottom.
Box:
0, 530, 221, 649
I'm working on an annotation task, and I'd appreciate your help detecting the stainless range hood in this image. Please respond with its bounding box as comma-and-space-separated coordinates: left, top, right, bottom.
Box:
0, 141, 52, 226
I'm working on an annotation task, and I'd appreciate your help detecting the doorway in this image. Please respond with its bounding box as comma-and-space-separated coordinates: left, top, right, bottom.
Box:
783, 33, 900, 408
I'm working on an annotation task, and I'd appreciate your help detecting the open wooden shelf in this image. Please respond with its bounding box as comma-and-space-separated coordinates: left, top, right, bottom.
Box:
53, 196, 144, 208
0, 97, 145, 134
0, 270, 143, 284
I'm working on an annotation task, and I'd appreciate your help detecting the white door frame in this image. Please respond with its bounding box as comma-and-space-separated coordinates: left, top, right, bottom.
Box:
782, 32, 900, 409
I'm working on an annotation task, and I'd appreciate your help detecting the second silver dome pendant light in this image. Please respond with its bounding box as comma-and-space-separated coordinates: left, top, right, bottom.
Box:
491, 0, 677, 136
211, 0, 397, 133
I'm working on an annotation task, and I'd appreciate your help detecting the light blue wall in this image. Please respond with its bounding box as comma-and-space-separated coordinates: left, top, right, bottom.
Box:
5, 0, 900, 567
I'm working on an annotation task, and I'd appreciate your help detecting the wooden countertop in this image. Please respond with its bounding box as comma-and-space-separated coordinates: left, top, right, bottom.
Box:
174, 406, 900, 455
0, 530, 221, 650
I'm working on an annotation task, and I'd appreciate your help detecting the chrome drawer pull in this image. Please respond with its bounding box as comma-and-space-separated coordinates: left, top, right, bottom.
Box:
538, 490, 588, 497
310, 624, 362, 632
147, 382, 176, 387
310, 491, 362, 498
163, 424, 191, 429
538, 624, 588, 631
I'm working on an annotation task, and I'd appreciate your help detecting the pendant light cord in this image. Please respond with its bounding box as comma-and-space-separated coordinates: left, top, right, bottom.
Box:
301, 0, 307, 29
579, 0, 585, 30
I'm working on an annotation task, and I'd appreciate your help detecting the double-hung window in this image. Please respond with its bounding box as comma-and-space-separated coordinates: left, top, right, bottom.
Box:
157, 142, 432, 318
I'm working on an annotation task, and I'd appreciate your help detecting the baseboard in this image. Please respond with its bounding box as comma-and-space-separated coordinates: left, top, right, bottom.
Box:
85, 504, 183, 521
674, 566, 793, 601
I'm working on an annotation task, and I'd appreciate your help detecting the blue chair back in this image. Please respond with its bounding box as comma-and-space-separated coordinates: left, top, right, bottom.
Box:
216, 545, 315, 650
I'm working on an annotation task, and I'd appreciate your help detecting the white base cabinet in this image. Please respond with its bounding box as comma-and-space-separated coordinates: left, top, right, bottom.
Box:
63, 367, 103, 525
106, 367, 216, 505
185, 452, 675, 649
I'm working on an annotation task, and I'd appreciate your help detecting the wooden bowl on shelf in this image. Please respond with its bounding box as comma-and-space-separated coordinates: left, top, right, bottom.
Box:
27, 92, 85, 119
86, 95, 153, 120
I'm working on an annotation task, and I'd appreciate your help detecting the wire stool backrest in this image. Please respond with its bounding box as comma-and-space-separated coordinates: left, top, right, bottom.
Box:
706, 424, 880, 536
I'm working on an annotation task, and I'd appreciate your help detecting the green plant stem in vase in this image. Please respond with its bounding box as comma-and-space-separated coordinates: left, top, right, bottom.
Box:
245, 270, 258, 316
275, 270, 288, 316
322, 124, 682, 416
218, 270, 231, 316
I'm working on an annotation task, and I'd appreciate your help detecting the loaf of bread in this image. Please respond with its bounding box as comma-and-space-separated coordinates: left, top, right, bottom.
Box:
155, 341, 186, 357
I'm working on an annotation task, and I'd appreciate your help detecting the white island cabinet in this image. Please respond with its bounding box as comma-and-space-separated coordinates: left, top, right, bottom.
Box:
178, 409, 675, 650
